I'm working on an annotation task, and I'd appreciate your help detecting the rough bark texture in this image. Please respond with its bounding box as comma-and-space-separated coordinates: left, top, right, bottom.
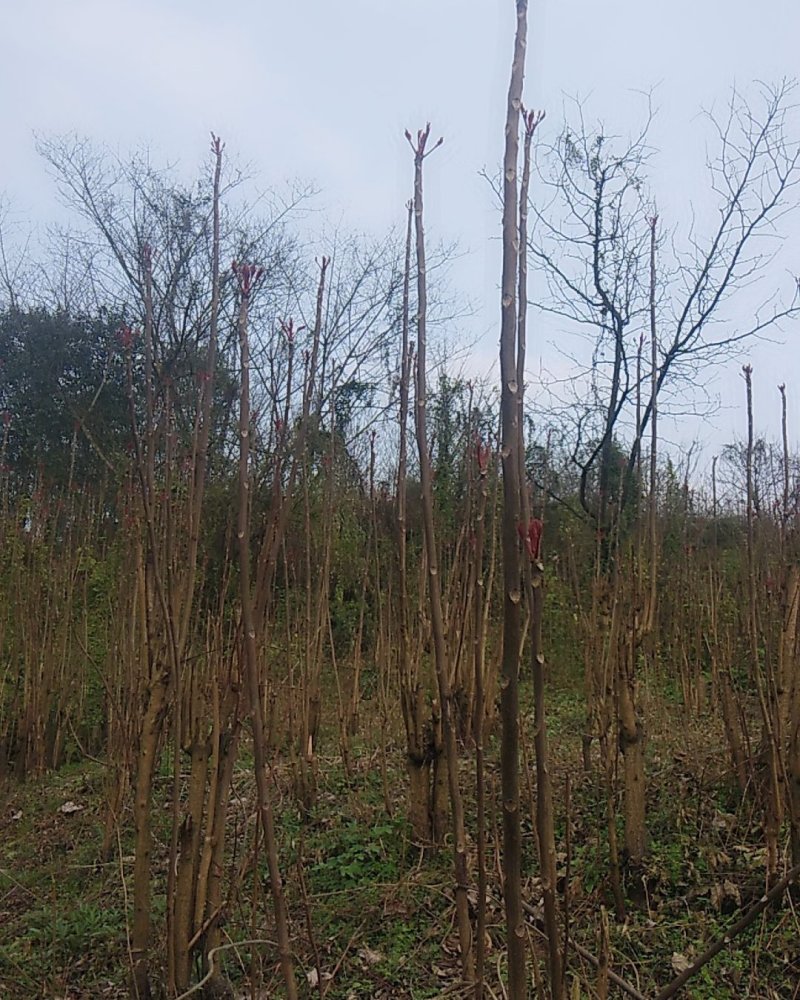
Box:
235, 267, 298, 1000
498, 3, 528, 995
618, 634, 647, 865
517, 104, 562, 997
408, 123, 474, 981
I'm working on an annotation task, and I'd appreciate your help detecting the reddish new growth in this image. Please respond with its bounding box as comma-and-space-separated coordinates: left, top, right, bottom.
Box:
475, 437, 491, 476
232, 261, 264, 297
118, 325, 135, 350
404, 122, 444, 165
280, 319, 297, 344
522, 107, 546, 137
518, 518, 543, 562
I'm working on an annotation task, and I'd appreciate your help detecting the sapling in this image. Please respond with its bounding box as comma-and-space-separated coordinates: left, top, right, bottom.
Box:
407, 121, 474, 981
234, 259, 298, 1000
498, 0, 530, 993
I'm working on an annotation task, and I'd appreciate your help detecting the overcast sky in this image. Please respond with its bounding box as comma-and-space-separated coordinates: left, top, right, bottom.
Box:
4, 0, 800, 468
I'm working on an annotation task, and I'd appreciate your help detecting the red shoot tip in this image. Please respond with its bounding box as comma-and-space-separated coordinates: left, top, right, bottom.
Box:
518, 518, 543, 561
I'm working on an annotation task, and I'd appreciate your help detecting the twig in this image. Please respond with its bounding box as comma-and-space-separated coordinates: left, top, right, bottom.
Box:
173, 938, 279, 1000
297, 832, 324, 1000
654, 861, 800, 1000
524, 920, 546, 1000
321, 917, 367, 998
519, 897, 647, 1000
562, 773, 572, 990
186, 906, 224, 951
0, 868, 39, 900
117, 825, 137, 1000
568, 933, 647, 1000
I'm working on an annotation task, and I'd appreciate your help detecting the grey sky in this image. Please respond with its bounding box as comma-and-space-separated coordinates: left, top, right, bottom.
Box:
4, 0, 800, 465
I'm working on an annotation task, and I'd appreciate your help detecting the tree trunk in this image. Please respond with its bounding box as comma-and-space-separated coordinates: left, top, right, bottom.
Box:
131, 675, 167, 1000
235, 264, 298, 1000
618, 633, 646, 866
408, 122, 473, 980
497, 3, 529, 995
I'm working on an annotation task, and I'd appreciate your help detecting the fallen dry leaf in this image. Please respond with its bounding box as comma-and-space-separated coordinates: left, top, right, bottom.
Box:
671, 951, 691, 974
58, 801, 84, 815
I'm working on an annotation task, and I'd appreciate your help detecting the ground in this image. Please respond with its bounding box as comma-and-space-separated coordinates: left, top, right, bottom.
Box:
1, 686, 798, 999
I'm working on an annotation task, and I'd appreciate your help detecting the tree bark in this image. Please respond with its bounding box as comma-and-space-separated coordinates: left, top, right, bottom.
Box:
498, 3, 529, 995
409, 123, 473, 980
235, 264, 298, 1000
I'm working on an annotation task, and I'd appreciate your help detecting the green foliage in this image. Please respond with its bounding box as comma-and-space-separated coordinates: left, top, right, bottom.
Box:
17, 902, 123, 962
0, 307, 129, 489
309, 816, 405, 892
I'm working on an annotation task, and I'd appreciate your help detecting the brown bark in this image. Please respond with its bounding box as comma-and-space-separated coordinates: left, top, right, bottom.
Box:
517, 104, 562, 998
200, 715, 241, 959
407, 122, 473, 980
472, 447, 490, 1000
790, 665, 800, 864
173, 735, 209, 989
395, 200, 435, 844
497, 3, 529, 995
743, 365, 783, 881
234, 263, 298, 1000
127, 244, 182, 999
645, 215, 659, 636
131, 674, 166, 1000
618, 631, 646, 865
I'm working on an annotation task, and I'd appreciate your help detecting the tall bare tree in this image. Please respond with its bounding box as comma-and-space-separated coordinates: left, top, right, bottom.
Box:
498, 1, 529, 995
406, 122, 474, 981
529, 82, 800, 534
234, 261, 298, 1000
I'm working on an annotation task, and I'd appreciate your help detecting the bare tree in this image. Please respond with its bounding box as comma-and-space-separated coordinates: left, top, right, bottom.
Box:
36, 135, 307, 388
498, 1, 529, 995
407, 122, 474, 982
529, 81, 800, 532
234, 261, 298, 1000
0, 197, 31, 310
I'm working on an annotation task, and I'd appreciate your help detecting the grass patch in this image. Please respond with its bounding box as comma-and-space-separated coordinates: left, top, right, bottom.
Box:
2, 691, 799, 997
